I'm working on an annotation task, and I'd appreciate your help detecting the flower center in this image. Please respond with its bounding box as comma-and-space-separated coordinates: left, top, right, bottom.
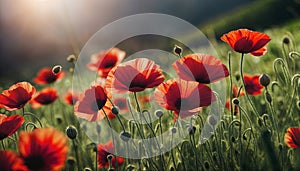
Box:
24, 155, 45, 170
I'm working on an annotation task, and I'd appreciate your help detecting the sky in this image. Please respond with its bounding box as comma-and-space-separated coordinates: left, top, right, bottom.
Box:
0, 0, 255, 84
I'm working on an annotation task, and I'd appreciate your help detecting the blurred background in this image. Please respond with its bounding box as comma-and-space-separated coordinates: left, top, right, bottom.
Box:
0, 0, 299, 85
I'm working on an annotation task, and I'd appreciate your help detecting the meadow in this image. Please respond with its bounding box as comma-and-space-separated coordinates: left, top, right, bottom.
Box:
0, 15, 300, 171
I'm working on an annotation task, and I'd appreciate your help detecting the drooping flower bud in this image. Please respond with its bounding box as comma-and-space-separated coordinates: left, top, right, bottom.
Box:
120, 131, 131, 142
173, 45, 182, 56
66, 125, 78, 140
111, 106, 120, 115
155, 110, 163, 118
52, 65, 62, 75
259, 74, 271, 87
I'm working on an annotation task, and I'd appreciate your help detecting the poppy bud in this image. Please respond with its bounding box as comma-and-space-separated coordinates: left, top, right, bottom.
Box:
208, 115, 217, 126
231, 136, 236, 143
235, 72, 240, 81
173, 45, 182, 56
107, 154, 114, 160
283, 36, 290, 44
265, 92, 272, 103
111, 106, 120, 115
67, 157, 76, 166
258, 118, 264, 127
278, 143, 283, 151
66, 125, 77, 140
56, 117, 63, 125
188, 126, 196, 135
155, 110, 163, 118
232, 98, 239, 105
52, 65, 62, 75
171, 127, 177, 134
126, 165, 136, 171
67, 54, 77, 62
204, 161, 210, 169
120, 131, 131, 142
243, 134, 247, 141
259, 74, 271, 87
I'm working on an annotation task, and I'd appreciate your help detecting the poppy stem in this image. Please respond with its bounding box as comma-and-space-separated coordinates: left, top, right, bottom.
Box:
1, 140, 5, 150
133, 92, 141, 113
72, 140, 81, 170
228, 52, 234, 121
239, 53, 260, 118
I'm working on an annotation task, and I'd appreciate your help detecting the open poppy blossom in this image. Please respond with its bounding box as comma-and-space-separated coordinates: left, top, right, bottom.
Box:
0, 114, 24, 140
30, 88, 58, 108
154, 79, 216, 119
221, 29, 271, 56
18, 127, 69, 171
0, 82, 35, 111
284, 127, 300, 148
172, 54, 229, 84
87, 48, 126, 78
33, 67, 65, 85
63, 90, 79, 106
97, 141, 124, 168
74, 84, 114, 121
244, 74, 263, 95
0, 150, 29, 171
106, 58, 164, 93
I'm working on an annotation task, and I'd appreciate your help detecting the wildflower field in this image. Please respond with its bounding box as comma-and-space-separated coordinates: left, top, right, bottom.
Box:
1, 7, 300, 171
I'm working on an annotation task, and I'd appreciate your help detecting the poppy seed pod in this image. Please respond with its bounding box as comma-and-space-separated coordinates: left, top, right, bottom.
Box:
155, 110, 163, 118
259, 74, 271, 87
52, 65, 62, 75
120, 131, 131, 142
111, 106, 120, 115
173, 45, 183, 56
66, 125, 78, 140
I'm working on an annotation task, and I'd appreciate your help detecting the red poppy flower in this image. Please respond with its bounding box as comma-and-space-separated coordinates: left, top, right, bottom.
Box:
154, 79, 216, 118
0, 150, 29, 171
106, 58, 164, 93
33, 67, 65, 85
97, 141, 124, 168
63, 90, 79, 106
30, 88, 58, 108
0, 114, 24, 140
0, 82, 35, 111
74, 85, 114, 121
221, 29, 271, 56
172, 54, 229, 84
87, 48, 126, 78
284, 127, 300, 148
244, 74, 263, 95
18, 127, 69, 171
